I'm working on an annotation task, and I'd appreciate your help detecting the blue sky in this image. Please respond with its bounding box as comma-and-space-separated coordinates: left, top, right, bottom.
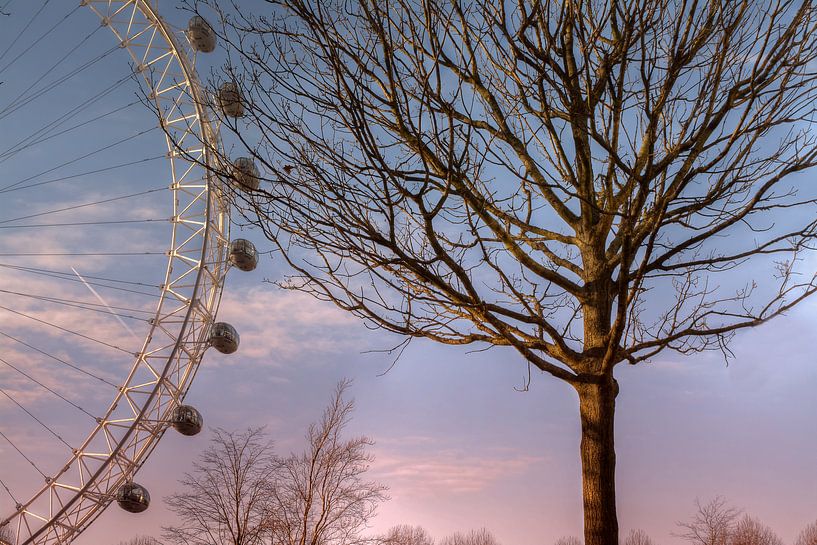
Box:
0, 2, 816, 545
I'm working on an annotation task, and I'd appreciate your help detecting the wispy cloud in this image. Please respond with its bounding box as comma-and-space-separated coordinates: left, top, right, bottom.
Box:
371, 438, 545, 496
215, 286, 364, 365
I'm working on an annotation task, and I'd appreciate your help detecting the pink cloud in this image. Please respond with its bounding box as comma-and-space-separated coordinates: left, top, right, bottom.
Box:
214, 286, 363, 364
371, 439, 545, 497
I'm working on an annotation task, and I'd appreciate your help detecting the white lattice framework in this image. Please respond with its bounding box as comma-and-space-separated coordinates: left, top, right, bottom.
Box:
0, 1, 228, 543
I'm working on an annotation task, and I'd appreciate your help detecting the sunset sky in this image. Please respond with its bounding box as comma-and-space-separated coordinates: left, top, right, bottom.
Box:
75, 271, 817, 545
0, 2, 815, 545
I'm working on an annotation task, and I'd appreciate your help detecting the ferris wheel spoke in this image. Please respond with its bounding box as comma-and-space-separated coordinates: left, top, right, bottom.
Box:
0, 477, 19, 506
0, 68, 132, 155
0, 98, 141, 164
0, 357, 100, 421
0, 155, 165, 194
0, 264, 163, 294
0, 24, 108, 120
0, 266, 152, 344
1, 4, 237, 542
0, 219, 167, 229
0, 126, 155, 193
0, 330, 119, 389
0, 267, 163, 301
0, 252, 164, 257
0, 187, 165, 224
0, 429, 47, 480
0, 388, 75, 451
0, 0, 50, 68
0, 3, 78, 76
0, 289, 154, 322
0, 305, 135, 355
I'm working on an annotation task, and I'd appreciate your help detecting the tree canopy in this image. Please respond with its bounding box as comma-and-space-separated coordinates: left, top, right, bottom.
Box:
189, 1, 817, 543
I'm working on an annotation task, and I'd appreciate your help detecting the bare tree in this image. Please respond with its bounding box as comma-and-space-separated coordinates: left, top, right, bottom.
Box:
624, 529, 655, 545
163, 428, 277, 545
438, 529, 500, 545
0, 526, 12, 545
191, 1, 817, 543
729, 516, 782, 545
117, 537, 164, 545
381, 525, 435, 545
554, 537, 583, 545
678, 497, 740, 545
162, 383, 385, 545
267, 380, 387, 545
796, 521, 817, 545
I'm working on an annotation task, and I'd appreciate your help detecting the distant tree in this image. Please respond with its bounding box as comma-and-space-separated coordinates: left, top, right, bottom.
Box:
796, 521, 817, 545
678, 498, 740, 545
163, 428, 277, 545
0, 526, 12, 545
117, 537, 163, 545
163, 382, 385, 545
438, 528, 500, 545
381, 525, 435, 545
554, 537, 583, 545
266, 380, 387, 545
729, 516, 782, 545
188, 1, 817, 543
624, 529, 655, 545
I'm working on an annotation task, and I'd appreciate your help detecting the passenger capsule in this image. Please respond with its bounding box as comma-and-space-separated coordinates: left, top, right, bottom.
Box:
117, 482, 150, 513
186, 16, 216, 53
229, 239, 258, 272
231, 157, 260, 191
210, 322, 239, 354
170, 405, 203, 436
217, 82, 244, 118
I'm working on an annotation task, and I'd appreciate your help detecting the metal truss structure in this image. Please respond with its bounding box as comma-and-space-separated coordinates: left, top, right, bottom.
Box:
0, 1, 228, 543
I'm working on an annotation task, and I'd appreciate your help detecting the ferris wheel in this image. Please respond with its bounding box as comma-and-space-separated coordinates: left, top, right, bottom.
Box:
0, 2, 260, 544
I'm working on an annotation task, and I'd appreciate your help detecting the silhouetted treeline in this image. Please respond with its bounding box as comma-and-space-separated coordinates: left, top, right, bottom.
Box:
554, 497, 817, 545
115, 495, 817, 545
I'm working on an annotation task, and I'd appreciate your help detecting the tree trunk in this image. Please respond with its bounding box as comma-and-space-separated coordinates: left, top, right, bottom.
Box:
575, 377, 619, 545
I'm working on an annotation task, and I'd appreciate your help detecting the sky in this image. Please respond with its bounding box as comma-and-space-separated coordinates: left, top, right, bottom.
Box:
0, 2, 816, 545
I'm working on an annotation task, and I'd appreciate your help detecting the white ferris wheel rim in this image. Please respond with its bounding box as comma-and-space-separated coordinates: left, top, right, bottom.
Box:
0, 2, 230, 544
